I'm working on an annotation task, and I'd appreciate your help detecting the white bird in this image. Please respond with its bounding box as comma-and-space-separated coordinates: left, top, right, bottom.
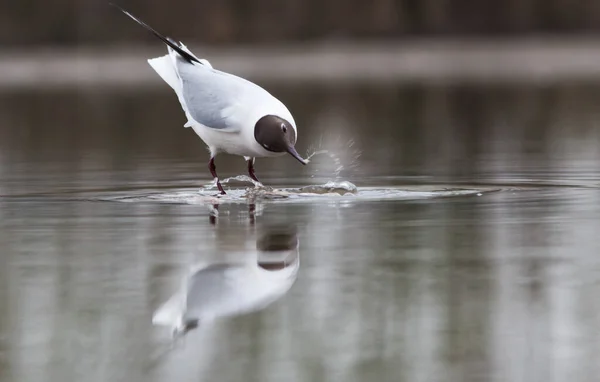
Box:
152, 227, 300, 337
113, 5, 308, 194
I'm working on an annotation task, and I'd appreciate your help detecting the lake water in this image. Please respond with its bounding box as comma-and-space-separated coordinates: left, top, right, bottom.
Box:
1, 83, 600, 382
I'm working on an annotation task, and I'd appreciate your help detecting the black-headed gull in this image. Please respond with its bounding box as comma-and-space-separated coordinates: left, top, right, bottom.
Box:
152, 226, 299, 338
112, 5, 308, 194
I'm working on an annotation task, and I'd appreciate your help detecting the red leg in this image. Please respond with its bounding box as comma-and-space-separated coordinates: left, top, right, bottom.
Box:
247, 158, 260, 183
208, 157, 226, 195
248, 203, 255, 225
209, 204, 219, 225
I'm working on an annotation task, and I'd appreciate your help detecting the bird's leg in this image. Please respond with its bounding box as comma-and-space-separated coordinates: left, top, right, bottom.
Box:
247, 158, 260, 183
248, 203, 255, 225
208, 157, 226, 195
209, 204, 219, 225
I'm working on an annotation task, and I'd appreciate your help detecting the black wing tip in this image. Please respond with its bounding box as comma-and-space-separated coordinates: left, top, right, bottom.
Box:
109, 2, 201, 65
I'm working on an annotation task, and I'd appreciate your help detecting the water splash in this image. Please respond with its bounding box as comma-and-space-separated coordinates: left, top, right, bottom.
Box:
304, 137, 362, 179
304, 149, 329, 162
220, 175, 263, 187
297, 180, 358, 195
243, 180, 358, 200
302, 149, 346, 178
202, 175, 262, 191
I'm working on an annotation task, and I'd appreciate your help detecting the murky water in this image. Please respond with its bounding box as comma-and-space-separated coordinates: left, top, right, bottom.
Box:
1, 83, 600, 382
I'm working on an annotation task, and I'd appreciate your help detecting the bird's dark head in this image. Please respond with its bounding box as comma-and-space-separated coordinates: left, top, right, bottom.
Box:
256, 225, 299, 271
254, 115, 307, 165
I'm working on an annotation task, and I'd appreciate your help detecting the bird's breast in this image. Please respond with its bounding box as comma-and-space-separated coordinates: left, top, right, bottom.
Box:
190, 123, 286, 157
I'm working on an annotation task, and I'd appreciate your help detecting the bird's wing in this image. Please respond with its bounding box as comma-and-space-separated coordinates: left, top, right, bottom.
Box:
182, 263, 264, 321
112, 4, 249, 132
174, 59, 254, 132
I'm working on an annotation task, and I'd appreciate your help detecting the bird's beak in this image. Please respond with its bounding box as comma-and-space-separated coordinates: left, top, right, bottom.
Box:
286, 145, 308, 165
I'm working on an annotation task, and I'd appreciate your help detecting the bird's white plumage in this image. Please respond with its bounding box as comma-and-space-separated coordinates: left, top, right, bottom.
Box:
152, 248, 299, 335
147, 44, 296, 158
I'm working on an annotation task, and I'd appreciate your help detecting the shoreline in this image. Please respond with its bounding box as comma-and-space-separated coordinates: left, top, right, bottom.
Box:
3, 38, 600, 89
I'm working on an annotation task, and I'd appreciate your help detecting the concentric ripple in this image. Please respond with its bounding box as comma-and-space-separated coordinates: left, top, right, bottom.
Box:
98, 181, 501, 205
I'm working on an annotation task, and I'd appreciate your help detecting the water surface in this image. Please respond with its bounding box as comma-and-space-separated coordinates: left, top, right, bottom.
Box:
1, 83, 600, 382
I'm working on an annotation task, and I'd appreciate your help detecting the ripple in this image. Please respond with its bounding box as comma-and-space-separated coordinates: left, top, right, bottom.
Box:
97, 181, 501, 205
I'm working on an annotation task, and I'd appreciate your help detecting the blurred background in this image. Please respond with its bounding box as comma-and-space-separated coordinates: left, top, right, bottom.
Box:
1, 1, 600, 382
2, 0, 600, 187
6, 0, 600, 45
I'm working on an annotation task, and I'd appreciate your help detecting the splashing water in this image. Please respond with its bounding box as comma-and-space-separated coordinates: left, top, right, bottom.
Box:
304, 149, 329, 162
220, 175, 263, 187
304, 138, 362, 179
297, 180, 358, 195
202, 175, 262, 192
302, 149, 345, 178
242, 180, 358, 200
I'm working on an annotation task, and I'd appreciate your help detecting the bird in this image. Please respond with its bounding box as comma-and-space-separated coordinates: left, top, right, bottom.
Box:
111, 4, 308, 194
152, 226, 300, 338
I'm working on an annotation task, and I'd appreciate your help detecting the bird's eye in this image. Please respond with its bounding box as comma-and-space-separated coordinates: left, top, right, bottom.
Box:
281, 124, 287, 133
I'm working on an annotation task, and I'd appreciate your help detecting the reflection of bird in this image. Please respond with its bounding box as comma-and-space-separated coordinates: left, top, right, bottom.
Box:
112, 4, 307, 194
152, 227, 299, 337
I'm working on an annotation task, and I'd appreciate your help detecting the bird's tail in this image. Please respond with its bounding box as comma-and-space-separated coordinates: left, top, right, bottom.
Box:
152, 264, 198, 331
147, 55, 180, 91
147, 54, 196, 127
152, 292, 184, 328
110, 2, 202, 65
